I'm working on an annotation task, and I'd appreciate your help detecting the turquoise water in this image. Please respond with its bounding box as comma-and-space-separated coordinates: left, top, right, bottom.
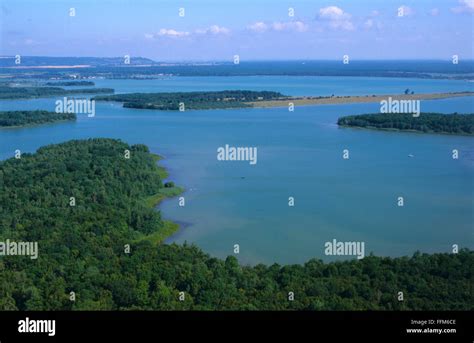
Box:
93, 76, 474, 96
0, 76, 473, 264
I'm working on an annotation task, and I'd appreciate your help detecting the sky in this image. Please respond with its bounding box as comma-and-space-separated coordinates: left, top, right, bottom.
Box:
0, 0, 473, 61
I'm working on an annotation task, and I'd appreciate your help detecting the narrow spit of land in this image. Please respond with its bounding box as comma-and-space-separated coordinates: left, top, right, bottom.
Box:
93, 90, 474, 110
248, 91, 474, 108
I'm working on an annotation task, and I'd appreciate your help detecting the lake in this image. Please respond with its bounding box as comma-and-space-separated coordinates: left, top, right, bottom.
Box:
1, 75, 473, 264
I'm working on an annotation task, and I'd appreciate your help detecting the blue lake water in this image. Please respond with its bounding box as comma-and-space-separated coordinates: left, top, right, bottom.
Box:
0, 76, 473, 265
92, 76, 474, 96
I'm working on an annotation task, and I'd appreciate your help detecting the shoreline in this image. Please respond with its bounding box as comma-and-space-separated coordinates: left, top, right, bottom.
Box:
0, 118, 76, 129
338, 124, 474, 137
135, 153, 185, 245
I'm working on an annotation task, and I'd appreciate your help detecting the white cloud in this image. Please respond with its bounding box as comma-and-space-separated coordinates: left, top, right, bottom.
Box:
364, 19, 374, 29
247, 21, 268, 33
319, 6, 345, 20
146, 25, 229, 39
272, 21, 308, 32
452, 0, 474, 13
430, 8, 439, 16
247, 20, 308, 33
156, 29, 190, 37
195, 25, 230, 35
247, 22, 268, 33
319, 6, 354, 31
463, 0, 474, 10
397, 5, 414, 17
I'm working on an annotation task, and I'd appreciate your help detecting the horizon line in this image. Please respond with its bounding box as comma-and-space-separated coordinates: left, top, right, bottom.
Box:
1, 56, 474, 63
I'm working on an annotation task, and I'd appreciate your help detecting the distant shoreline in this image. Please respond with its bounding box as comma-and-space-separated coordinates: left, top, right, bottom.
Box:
2, 59, 474, 81
3, 65, 91, 69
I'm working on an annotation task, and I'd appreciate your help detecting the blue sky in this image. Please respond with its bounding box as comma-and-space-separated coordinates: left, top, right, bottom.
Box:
0, 0, 473, 61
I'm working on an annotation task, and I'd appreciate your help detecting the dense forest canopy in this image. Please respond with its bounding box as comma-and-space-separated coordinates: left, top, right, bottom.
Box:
0, 139, 472, 311
0, 110, 76, 127
337, 112, 474, 135
0, 85, 114, 99
94, 90, 287, 110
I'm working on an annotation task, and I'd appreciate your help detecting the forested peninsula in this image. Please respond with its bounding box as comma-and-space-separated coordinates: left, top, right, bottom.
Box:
338, 112, 474, 135
0, 138, 472, 311
0, 110, 76, 127
94, 90, 286, 110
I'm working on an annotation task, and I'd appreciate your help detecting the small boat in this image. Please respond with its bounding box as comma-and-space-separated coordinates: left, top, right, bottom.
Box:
408, 154, 414, 158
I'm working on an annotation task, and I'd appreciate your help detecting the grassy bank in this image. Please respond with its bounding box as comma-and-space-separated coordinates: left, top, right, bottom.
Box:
144, 185, 184, 208
141, 153, 184, 243
133, 220, 180, 245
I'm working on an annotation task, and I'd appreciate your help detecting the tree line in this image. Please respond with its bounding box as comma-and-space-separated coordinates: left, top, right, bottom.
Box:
338, 112, 474, 135
94, 90, 286, 110
0, 110, 76, 127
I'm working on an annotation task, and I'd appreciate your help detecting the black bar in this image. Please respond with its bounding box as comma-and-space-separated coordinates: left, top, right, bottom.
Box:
0, 311, 472, 342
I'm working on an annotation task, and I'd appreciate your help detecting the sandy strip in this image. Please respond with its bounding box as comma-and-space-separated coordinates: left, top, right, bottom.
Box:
247, 92, 474, 108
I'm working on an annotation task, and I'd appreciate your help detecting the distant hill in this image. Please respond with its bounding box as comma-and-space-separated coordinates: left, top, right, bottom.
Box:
0, 56, 158, 67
